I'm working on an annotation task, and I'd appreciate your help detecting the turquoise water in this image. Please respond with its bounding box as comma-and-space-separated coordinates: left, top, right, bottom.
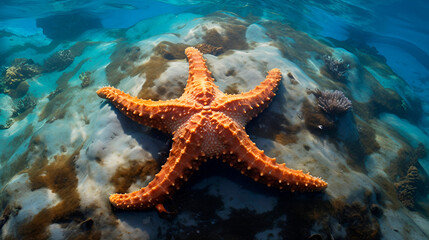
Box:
1, 0, 428, 239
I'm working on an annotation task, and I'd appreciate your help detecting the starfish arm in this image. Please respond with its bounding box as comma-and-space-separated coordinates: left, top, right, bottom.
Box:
183, 47, 219, 105
97, 86, 200, 133
213, 112, 327, 192
109, 114, 206, 210
211, 68, 282, 125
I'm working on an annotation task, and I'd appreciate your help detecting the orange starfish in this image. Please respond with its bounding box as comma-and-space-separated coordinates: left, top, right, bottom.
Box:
97, 47, 327, 212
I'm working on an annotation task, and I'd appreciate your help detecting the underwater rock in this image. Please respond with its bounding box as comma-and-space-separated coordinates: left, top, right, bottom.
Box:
43, 49, 74, 73
79, 71, 92, 88
1, 10, 429, 240
287, 72, 299, 85
36, 13, 102, 40
322, 54, 350, 81
1, 58, 41, 95
394, 166, 420, 209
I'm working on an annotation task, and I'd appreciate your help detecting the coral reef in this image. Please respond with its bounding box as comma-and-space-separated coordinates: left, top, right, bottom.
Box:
394, 166, 420, 209
42, 49, 75, 73
323, 54, 350, 81
12, 95, 37, 117
0, 58, 41, 95
309, 89, 352, 116
79, 71, 92, 88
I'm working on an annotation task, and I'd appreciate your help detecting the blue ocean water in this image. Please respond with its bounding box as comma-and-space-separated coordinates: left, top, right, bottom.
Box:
1, 0, 429, 239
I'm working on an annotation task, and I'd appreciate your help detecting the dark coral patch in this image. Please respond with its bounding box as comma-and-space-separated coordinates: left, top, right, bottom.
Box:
247, 110, 300, 145
332, 200, 381, 240
301, 99, 336, 135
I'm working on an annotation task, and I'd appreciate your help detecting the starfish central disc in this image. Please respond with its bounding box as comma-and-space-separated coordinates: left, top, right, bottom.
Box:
97, 47, 327, 212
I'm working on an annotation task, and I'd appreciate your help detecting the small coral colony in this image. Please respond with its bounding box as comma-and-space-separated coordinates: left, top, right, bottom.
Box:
1, 49, 92, 129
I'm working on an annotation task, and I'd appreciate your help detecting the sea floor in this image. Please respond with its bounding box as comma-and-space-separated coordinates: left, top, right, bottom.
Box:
1, 6, 429, 240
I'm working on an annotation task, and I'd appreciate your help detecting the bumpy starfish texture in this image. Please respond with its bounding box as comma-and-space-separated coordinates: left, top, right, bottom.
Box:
97, 47, 327, 212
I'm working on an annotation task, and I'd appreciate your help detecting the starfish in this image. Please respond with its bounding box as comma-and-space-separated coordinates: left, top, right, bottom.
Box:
97, 47, 327, 212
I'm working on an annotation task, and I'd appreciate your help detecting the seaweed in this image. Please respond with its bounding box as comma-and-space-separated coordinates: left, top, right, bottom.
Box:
19, 147, 82, 239
110, 159, 159, 193
105, 44, 144, 86
201, 23, 249, 52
